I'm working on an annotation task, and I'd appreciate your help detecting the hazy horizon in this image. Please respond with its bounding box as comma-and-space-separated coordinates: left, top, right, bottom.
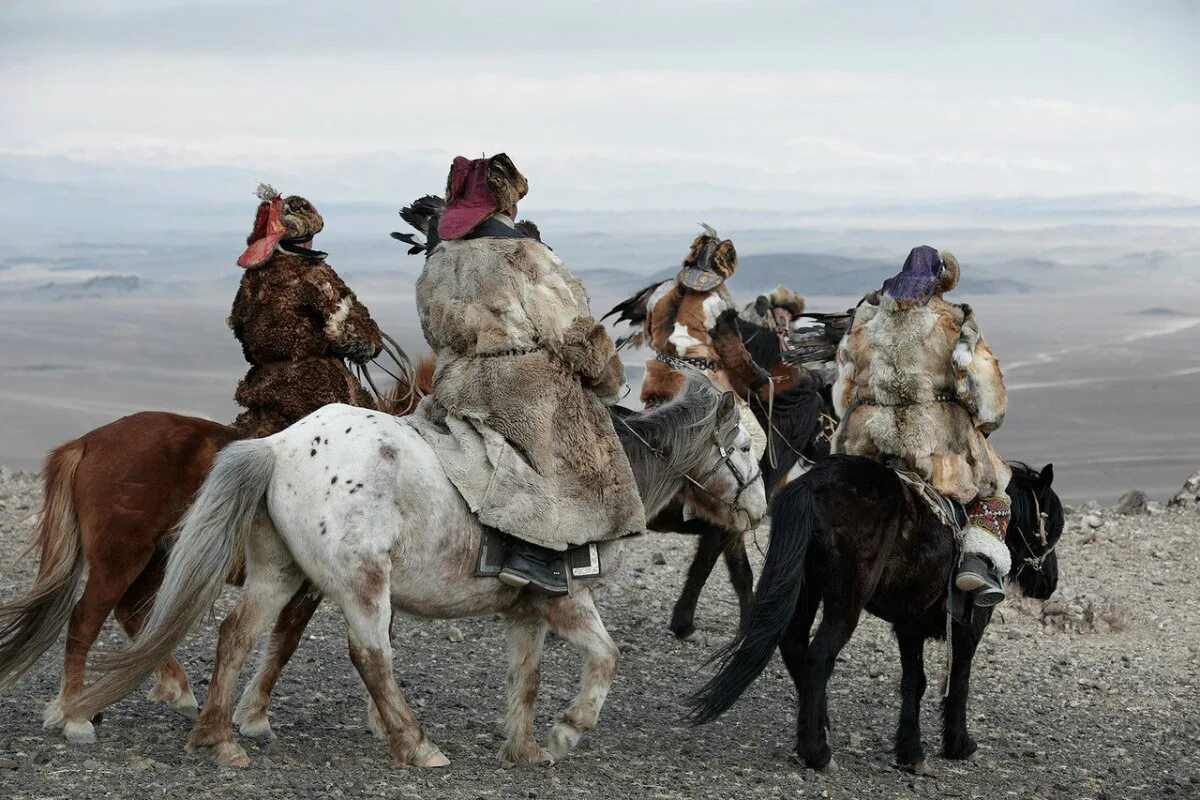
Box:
2, 1, 1198, 505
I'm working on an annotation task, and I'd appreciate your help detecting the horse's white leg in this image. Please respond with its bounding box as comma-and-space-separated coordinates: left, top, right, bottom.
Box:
540, 590, 620, 762
234, 585, 322, 740
339, 571, 448, 768
188, 522, 302, 768
498, 615, 550, 766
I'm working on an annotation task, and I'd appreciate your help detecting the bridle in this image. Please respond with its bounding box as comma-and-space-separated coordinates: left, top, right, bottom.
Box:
1012, 488, 1058, 577
617, 411, 761, 529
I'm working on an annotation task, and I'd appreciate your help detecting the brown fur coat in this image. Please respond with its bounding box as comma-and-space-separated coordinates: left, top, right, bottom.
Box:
414, 227, 645, 550
230, 251, 382, 437
640, 281, 737, 406
831, 294, 1009, 503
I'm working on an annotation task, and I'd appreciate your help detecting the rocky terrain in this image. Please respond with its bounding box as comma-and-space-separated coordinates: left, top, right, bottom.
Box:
1, 465, 1198, 800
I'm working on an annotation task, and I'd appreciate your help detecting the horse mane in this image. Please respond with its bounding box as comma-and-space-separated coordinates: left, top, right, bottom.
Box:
378, 354, 436, 416
612, 379, 733, 515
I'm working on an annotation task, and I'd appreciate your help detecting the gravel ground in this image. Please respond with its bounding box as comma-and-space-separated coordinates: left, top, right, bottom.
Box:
1, 467, 1198, 800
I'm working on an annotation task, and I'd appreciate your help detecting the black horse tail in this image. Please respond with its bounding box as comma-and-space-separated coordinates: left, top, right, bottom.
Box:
687, 479, 817, 723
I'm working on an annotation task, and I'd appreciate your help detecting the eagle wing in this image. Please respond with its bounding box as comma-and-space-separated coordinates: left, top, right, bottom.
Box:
601, 280, 667, 351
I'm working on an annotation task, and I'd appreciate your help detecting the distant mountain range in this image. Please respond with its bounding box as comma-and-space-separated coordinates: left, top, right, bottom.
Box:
578, 250, 1033, 299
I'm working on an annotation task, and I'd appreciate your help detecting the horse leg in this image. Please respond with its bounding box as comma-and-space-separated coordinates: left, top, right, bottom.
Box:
49, 545, 155, 744
113, 562, 198, 721
668, 528, 724, 640
188, 526, 302, 768
795, 596, 862, 771
541, 591, 619, 762
721, 535, 755, 627
779, 581, 819, 690
893, 623, 929, 772
498, 614, 550, 766
941, 619, 984, 760
233, 583, 322, 740
339, 575, 447, 767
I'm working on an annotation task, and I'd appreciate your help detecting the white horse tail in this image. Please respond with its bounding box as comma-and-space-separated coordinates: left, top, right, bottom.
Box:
65, 439, 276, 720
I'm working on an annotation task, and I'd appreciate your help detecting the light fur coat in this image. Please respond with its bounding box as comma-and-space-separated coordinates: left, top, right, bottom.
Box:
831, 294, 1010, 504
414, 223, 646, 550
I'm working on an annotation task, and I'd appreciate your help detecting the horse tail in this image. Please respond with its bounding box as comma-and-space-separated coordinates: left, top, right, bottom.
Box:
65, 439, 275, 719
687, 478, 817, 723
0, 442, 86, 693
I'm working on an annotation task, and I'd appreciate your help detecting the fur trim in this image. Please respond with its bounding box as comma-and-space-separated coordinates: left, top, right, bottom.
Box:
256, 183, 280, 202
324, 296, 352, 340
952, 341, 973, 370
486, 153, 528, 212
962, 525, 1011, 576
937, 251, 960, 294
765, 286, 805, 316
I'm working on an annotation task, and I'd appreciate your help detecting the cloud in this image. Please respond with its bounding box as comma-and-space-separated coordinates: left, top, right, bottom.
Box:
0, 2, 1197, 207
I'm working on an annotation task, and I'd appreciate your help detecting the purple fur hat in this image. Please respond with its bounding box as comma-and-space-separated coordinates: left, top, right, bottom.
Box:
881, 246, 945, 305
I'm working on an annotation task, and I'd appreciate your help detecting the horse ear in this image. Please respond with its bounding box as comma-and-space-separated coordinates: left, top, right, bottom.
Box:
1039, 464, 1055, 490
717, 391, 737, 422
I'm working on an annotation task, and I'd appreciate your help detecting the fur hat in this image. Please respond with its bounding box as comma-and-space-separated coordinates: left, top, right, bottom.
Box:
438, 153, 529, 240
881, 245, 951, 306
677, 224, 737, 291
763, 285, 805, 316
238, 184, 325, 268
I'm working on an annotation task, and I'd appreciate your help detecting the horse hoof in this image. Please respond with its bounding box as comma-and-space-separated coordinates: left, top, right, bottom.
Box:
171, 693, 200, 721
499, 744, 554, 768
966, 750, 979, 762
64, 720, 97, 745
817, 757, 838, 774
238, 716, 275, 740
214, 741, 250, 768
907, 759, 931, 776
546, 723, 581, 761
415, 744, 450, 768
670, 624, 696, 641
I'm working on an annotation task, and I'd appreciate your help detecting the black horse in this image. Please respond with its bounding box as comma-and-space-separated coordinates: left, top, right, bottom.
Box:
688, 457, 1062, 772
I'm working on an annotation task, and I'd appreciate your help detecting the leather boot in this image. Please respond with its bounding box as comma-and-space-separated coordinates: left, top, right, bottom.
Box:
955, 553, 1006, 607
499, 540, 569, 597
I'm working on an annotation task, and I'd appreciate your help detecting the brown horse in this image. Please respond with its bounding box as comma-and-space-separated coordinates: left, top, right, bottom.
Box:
0, 365, 433, 744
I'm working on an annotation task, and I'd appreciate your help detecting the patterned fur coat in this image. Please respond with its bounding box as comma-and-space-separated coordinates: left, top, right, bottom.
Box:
831, 293, 1010, 503
230, 251, 382, 437
640, 281, 738, 406
415, 226, 646, 550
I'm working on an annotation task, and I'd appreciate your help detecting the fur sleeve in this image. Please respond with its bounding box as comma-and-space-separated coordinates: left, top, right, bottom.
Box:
966, 336, 1007, 432
305, 265, 383, 364
832, 304, 872, 419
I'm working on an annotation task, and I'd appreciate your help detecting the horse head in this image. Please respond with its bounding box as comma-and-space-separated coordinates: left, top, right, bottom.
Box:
1006, 462, 1063, 600
614, 380, 767, 532
675, 389, 768, 533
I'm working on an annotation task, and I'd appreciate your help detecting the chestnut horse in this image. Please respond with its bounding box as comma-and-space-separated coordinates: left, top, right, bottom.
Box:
0, 361, 433, 743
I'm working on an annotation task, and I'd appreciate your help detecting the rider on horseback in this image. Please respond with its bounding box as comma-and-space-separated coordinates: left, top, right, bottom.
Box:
639, 226, 768, 459
740, 286, 807, 340
230, 185, 383, 437
832, 246, 1012, 606
415, 154, 646, 596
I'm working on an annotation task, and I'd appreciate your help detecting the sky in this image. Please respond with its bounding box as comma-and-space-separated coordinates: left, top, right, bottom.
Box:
1, 0, 1198, 210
